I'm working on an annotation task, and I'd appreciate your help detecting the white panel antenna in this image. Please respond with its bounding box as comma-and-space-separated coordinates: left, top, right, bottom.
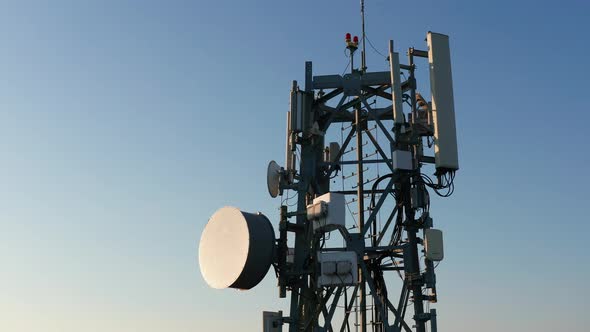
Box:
389, 41, 405, 125
285, 111, 294, 171
428, 32, 459, 172
290, 82, 305, 133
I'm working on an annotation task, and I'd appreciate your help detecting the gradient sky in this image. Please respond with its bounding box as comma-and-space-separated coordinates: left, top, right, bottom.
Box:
1, 1, 589, 331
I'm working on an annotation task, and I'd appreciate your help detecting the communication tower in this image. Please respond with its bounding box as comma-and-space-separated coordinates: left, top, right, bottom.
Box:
199, 5, 459, 331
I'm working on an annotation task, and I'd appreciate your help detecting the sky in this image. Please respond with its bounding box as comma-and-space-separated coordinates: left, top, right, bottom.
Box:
1, 0, 589, 331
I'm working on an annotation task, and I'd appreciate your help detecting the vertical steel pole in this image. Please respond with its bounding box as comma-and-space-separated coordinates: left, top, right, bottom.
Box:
350, 48, 355, 73
278, 205, 287, 298
360, 0, 367, 72
403, 50, 426, 332
288, 62, 316, 332
430, 309, 437, 332
355, 107, 367, 332
404, 208, 426, 332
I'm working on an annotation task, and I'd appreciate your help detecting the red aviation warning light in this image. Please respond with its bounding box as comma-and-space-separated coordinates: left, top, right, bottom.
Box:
346, 33, 358, 51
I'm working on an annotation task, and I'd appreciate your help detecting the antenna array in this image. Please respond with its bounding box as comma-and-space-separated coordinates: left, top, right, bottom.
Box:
199, 13, 458, 332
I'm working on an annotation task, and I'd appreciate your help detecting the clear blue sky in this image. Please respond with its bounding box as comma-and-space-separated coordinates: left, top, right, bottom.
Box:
1, 1, 589, 331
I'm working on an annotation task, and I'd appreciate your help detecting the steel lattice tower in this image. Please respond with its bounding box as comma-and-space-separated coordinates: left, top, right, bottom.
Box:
269, 32, 457, 332
199, 28, 458, 332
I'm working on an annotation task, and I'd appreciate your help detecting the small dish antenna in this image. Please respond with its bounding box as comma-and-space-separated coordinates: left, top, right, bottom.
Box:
267, 160, 282, 198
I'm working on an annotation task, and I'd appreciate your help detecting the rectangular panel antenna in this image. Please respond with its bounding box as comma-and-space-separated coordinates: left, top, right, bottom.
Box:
428, 32, 459, 172
285, 111, 294, 171
389, 40, 404, 124
290, 81, 304, 132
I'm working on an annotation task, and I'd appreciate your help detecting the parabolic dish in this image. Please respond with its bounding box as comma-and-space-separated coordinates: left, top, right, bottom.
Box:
267, 160, 281, 198
199, 207, 275, 290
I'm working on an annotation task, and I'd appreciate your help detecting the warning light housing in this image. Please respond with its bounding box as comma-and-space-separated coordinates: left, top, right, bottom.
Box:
345, 33, 358, 51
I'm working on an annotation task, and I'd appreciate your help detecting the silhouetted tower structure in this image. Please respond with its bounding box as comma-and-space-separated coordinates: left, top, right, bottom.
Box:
199, 10, 458, 332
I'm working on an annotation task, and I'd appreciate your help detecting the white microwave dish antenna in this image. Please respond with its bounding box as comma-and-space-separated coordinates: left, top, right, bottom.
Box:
198, 207, 275, 290
266, 160, 282, 198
